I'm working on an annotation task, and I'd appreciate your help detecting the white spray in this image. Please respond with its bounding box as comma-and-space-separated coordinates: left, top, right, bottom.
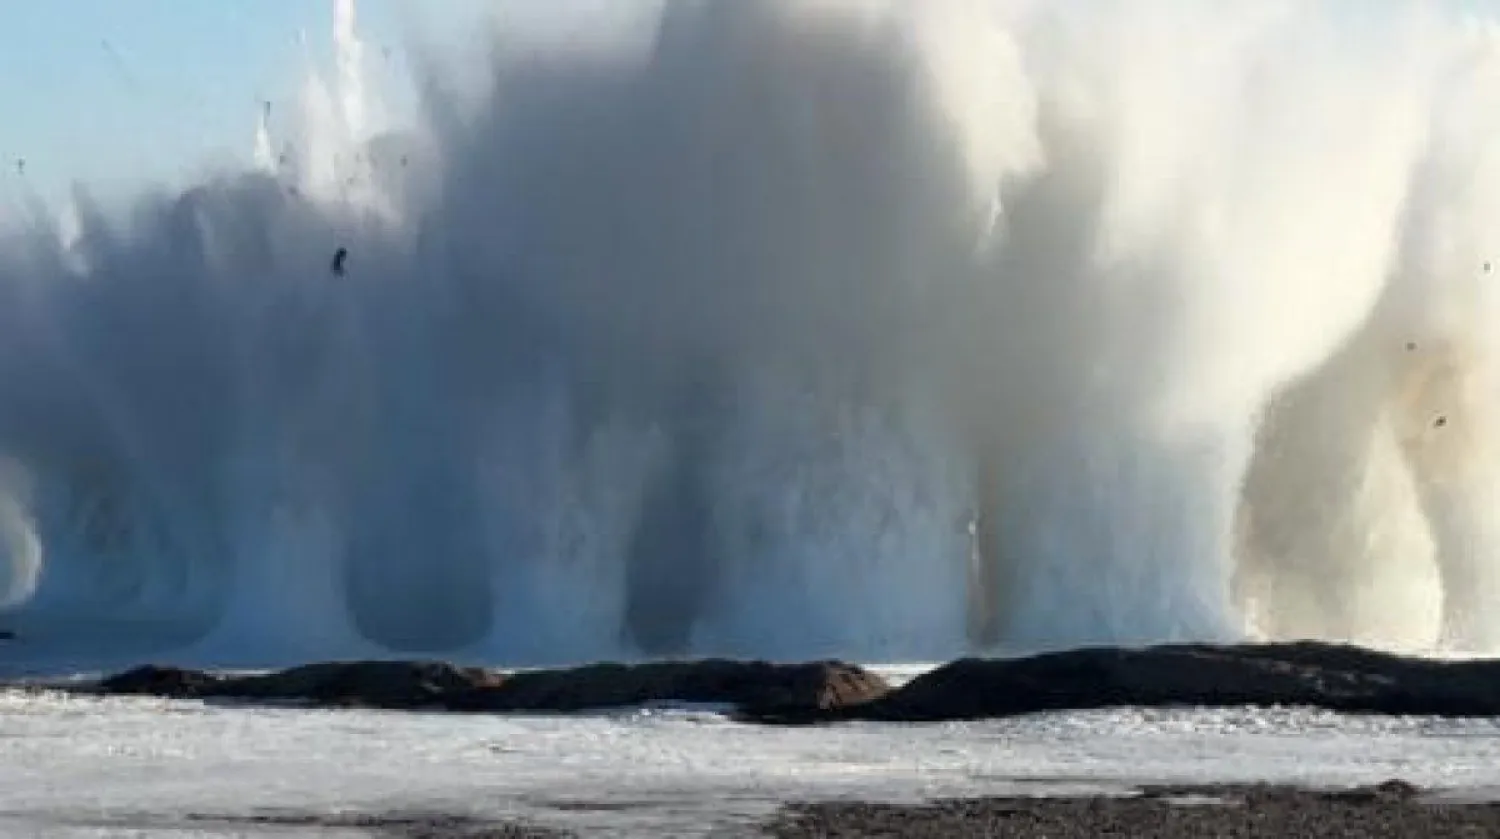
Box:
0, 0, 1497, 667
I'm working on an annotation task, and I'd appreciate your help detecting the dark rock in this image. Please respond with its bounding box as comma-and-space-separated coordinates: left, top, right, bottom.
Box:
221, 660, 505, 709
94, 661, 500, 709
743, 641, 1500, 724
1359, 779, 1423, 802
91, 658, 887, 716
95, 641, 1500, 724
99, 665, 225, 698
447, 659, 888, 714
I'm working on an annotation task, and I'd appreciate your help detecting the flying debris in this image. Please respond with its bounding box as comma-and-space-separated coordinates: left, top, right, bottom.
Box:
1435, 416, 1449, 429
331, 247, 349, 276
1485, 262, 1493, 274
1406, 342, 1418, 352
99, 39, 142, 93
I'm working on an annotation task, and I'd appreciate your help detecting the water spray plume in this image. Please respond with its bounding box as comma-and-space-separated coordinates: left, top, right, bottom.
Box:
1, 0, 1499, 669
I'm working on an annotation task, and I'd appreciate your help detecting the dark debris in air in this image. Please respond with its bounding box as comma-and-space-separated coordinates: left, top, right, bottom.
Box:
1434, 416, 1449, 429
331, 247, 349, 276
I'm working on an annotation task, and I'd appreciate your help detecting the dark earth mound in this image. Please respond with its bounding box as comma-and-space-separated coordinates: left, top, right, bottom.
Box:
764, 781, 1499, 839
739, 640, 1500, 724
445, 658, 888, 713
89, 641, 1500, 722
94, 658, 889, 715
97, 660, 503, 709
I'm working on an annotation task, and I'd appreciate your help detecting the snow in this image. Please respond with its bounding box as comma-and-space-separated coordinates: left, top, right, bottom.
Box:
3, 688, 1500, 836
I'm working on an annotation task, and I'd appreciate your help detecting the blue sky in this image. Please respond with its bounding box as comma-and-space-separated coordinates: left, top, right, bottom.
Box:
0, 1, 494, 206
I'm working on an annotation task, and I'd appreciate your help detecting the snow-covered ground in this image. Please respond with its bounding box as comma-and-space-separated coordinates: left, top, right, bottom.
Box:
4, 683, 1500, 837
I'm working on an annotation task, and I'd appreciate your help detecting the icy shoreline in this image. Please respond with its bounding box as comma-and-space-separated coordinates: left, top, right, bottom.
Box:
6, 641, 1500, 834
5, 686, 1500, 837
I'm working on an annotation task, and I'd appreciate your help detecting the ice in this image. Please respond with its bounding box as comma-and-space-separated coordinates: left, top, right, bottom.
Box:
1, 690, 1500, 836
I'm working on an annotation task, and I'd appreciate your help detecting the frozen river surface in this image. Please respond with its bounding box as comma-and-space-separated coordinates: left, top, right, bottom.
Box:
5, 675, 1500, 837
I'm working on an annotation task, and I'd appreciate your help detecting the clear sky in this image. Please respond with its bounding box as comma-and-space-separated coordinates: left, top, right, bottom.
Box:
0, 1, 495, 206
